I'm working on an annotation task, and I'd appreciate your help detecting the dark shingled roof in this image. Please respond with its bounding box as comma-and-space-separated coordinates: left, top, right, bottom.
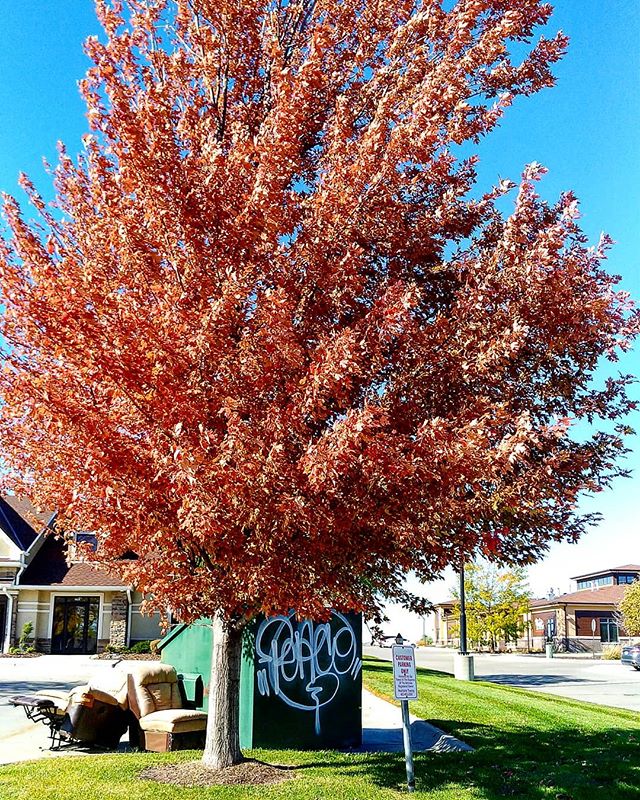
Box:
19, 535, 127, 588
530, 585, 628, 607
0, 495, 54, 551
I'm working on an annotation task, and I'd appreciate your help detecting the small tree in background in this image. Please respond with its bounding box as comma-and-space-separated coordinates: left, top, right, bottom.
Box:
0, 0, 637, 768
619, 582, 640, 638
453, 562, 531, 651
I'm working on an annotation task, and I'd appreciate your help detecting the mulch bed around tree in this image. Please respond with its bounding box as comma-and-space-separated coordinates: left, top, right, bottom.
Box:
92, 653, 160, 661
139, 759, 296, 788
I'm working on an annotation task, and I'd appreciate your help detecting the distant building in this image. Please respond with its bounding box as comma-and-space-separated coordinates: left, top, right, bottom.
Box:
0, 495, 162, 654
432, 564, 640, 653
525, 564, 640, 653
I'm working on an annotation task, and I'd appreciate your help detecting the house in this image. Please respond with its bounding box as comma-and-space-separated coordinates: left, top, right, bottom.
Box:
432, 599, 456, 648
432, 564, 639, 653
0, 495, 162, 654
525, 565, 640, 653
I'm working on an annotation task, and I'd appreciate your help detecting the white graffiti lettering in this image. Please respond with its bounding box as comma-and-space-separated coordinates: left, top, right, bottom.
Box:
255, 612, 362, 735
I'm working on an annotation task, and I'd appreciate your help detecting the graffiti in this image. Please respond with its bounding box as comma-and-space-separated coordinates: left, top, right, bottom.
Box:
255, 612, 362, 735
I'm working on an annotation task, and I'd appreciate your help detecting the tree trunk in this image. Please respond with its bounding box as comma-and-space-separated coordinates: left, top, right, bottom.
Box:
202, 614, 244, 769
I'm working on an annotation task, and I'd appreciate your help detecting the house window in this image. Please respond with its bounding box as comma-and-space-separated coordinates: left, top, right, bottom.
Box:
577, 580, 593, 590
600, 618, 618, 643
595, 576, 613, 587
617, 575, 637, 585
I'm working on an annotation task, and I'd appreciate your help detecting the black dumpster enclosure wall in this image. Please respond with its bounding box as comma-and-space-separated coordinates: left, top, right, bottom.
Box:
252, 611, 362, 749
159, 610, 363, 750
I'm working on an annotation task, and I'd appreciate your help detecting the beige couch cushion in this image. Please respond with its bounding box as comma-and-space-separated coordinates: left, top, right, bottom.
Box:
34, 689, 73, 715
138, 709, 208, 734
128, 663, 182, 717
82, 664, 129, 709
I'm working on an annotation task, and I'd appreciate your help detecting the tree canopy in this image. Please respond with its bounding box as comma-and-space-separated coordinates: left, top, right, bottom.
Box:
0, 0, 637, 628
453, 562, 530, 651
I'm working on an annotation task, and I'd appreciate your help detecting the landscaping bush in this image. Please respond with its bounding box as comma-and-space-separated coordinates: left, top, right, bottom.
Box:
128, 640, 152, 654
103, 643, 126, 654
602, 644, 621, 660
8, 621, 36, 654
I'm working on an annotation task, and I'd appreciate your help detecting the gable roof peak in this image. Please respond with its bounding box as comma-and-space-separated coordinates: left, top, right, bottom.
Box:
0, 495, 55, 551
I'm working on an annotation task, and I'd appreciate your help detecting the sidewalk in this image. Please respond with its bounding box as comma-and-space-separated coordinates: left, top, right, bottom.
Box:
1, 690, 473, 764
361, 689, 472, 753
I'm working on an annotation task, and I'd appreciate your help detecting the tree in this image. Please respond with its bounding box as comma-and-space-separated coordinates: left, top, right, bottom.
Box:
619, 582, 640, 637
0, 0, 637, 768
453, 562, 530, 651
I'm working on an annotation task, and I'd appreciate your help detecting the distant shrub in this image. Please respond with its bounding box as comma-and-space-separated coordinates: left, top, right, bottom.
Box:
602, 644, 621, 660
104, 643, 126, 654
416, 636, 433, 647
10, 622, 36, 654
128, 640, 152, 654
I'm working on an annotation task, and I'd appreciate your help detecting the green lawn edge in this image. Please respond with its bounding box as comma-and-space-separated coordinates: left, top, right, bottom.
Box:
1, 657, 638, 800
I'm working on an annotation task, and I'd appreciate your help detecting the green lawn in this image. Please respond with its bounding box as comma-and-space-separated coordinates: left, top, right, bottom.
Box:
1, 657, 639, 799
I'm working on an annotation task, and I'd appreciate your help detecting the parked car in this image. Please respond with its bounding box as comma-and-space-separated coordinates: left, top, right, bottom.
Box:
621, 644, 640, 670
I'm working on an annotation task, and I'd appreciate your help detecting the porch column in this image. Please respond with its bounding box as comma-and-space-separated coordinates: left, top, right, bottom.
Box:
109, 592, 128, 649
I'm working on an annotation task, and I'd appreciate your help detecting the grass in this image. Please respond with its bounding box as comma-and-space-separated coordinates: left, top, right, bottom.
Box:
1, 657, 639, 799
365, 657, 640, 798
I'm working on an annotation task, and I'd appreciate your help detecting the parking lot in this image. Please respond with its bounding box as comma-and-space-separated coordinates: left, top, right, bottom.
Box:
365, 646, 640, 713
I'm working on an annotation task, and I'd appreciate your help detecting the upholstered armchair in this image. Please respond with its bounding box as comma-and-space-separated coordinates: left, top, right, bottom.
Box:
126, 662, 207, 752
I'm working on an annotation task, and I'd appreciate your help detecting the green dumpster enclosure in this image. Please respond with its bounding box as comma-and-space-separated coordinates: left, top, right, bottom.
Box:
158, 611, 362, 750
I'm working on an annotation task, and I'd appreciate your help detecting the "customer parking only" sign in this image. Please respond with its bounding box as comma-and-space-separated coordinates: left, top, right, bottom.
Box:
391, 644, 418, 700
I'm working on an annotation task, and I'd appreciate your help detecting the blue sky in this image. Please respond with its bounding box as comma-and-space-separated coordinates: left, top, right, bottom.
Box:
0, 1, 638, 609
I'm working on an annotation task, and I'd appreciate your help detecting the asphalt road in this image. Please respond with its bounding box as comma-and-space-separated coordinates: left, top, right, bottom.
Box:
0, 656, 114, 763
365, 646, 640, 713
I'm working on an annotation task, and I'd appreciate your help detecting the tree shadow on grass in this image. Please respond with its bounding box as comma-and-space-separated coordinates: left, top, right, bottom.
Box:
284, 719, 640, 798
481, 673, 592, 687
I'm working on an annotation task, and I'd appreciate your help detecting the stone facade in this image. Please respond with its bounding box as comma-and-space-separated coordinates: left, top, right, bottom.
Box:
109, 592, 128, 648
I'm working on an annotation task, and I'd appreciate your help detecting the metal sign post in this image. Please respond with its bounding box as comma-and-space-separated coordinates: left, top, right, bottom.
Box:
392, 634, 417, 793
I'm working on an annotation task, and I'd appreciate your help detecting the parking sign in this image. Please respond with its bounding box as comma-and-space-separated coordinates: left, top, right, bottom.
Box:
392, 645, 418, 700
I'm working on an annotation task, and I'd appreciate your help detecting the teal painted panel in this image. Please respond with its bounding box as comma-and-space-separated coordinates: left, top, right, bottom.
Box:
239, 627, 255, 750
159, 619, 254, 748
160, 619, 213, 711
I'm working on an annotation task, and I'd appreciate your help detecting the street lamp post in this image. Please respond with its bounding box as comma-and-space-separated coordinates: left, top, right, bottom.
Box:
453, 554, 474, 681
458, 558, 468, 656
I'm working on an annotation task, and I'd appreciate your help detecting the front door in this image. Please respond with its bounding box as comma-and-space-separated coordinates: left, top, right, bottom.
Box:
51, 596, 100, 654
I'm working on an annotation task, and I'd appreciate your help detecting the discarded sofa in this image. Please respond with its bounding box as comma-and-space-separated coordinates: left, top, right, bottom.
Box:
10, 662, 130, 750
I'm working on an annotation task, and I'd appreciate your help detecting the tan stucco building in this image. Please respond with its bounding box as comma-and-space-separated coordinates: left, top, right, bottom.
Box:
0, 495, 162, 654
